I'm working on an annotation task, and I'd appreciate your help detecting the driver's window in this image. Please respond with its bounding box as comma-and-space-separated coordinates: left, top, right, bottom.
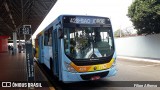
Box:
64, 28, 70, 54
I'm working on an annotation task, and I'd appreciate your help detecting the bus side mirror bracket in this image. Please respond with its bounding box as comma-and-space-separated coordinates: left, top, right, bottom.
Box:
58, 28, 64, 39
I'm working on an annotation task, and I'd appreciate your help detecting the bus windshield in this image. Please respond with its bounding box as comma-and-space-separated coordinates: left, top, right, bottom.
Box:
64, 26, 114, 59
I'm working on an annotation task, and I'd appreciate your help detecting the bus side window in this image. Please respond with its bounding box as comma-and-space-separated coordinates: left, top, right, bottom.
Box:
44, 27, 53, 46
48, 28, 52, 46
48, 34, 52, 46
44, 31, 48, 46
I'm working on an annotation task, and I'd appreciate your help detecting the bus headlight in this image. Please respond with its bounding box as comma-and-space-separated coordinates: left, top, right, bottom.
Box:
64, 62, 77, 73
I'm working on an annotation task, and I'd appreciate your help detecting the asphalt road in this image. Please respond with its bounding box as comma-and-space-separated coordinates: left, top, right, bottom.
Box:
42, 58, 160, 90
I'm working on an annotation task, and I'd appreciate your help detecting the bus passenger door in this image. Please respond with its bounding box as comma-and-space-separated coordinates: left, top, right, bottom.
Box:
53, 30, 59, 76
38, 36, 44, 63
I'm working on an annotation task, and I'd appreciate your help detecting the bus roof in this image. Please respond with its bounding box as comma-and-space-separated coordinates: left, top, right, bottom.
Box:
59, 14, 109, 19
36, 15, 111, 38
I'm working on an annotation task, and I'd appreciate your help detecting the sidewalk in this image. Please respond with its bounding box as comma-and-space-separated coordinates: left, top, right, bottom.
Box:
117, 56, 160, 63
0, 52, 52, 90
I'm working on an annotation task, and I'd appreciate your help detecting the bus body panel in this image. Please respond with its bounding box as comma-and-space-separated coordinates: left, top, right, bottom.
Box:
43, 46, 52, 69
38, 35, 44, 63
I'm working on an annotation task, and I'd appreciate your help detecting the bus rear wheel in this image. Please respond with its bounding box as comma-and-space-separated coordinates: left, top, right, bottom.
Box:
50, 58, 54, 75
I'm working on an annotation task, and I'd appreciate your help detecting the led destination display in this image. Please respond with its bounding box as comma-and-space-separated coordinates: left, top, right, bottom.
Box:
63, 16, 110, 25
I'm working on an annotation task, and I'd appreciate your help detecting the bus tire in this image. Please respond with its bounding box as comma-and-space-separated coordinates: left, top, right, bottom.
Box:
50, 58, 54, 75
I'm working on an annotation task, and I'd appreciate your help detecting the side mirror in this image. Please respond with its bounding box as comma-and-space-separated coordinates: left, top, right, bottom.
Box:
58, 28, 64, 39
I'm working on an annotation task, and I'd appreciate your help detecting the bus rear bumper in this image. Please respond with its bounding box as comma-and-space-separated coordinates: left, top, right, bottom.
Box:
62, 66, 117, 83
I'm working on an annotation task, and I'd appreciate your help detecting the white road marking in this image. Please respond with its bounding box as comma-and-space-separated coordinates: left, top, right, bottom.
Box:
128, 64, 160, 68
117, 56, 160, 63
118, 61, 160, 68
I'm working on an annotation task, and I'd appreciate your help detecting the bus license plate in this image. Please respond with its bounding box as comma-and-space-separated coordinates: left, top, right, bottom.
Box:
91, 76, 100, 80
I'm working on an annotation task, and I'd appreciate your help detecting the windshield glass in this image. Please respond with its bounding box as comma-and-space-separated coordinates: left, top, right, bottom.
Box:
64, 27, 114, 59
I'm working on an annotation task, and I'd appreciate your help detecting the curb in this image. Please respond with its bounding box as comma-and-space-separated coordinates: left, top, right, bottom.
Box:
117, 56, 160, 63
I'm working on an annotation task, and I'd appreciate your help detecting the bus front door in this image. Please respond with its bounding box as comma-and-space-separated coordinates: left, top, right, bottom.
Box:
53, 30, 59, 77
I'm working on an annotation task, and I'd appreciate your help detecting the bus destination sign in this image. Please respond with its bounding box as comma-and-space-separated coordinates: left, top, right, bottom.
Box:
63, 16, 110, 25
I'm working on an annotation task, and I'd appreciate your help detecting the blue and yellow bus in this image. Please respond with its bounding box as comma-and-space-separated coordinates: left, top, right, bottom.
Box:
35, 15, 117, 83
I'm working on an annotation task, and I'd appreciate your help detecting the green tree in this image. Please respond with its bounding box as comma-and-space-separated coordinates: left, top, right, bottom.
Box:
114, 29, 125, 37
128, 0, 160, 35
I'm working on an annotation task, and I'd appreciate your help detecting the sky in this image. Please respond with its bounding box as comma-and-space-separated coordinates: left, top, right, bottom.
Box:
32, 0, 133, 39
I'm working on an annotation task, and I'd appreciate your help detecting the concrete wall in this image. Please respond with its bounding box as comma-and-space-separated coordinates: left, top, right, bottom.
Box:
115, 34, 160, 59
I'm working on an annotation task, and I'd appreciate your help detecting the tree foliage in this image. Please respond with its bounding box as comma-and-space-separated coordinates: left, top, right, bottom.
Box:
114, 29, 125, 37
128, 0, 160, 35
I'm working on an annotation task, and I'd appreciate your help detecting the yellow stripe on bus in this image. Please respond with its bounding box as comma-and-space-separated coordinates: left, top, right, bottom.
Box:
70, 58, 114, 72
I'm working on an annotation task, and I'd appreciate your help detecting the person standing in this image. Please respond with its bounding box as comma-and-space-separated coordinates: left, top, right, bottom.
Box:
8, 45, 11, 53
18, 44, 22, 53
10, 45, 14, 55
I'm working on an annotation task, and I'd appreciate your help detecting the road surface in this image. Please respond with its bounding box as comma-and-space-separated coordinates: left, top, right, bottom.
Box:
42, 57, 160, 90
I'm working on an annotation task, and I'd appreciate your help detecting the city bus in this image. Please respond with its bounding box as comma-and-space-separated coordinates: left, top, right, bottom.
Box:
35, 15, 117, 83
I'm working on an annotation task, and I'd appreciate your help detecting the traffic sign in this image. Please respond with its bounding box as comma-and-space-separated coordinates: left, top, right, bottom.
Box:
19, 27, 32, 35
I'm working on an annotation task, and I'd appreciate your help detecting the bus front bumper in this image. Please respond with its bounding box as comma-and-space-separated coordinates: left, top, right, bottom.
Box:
62, 65, 117, 83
